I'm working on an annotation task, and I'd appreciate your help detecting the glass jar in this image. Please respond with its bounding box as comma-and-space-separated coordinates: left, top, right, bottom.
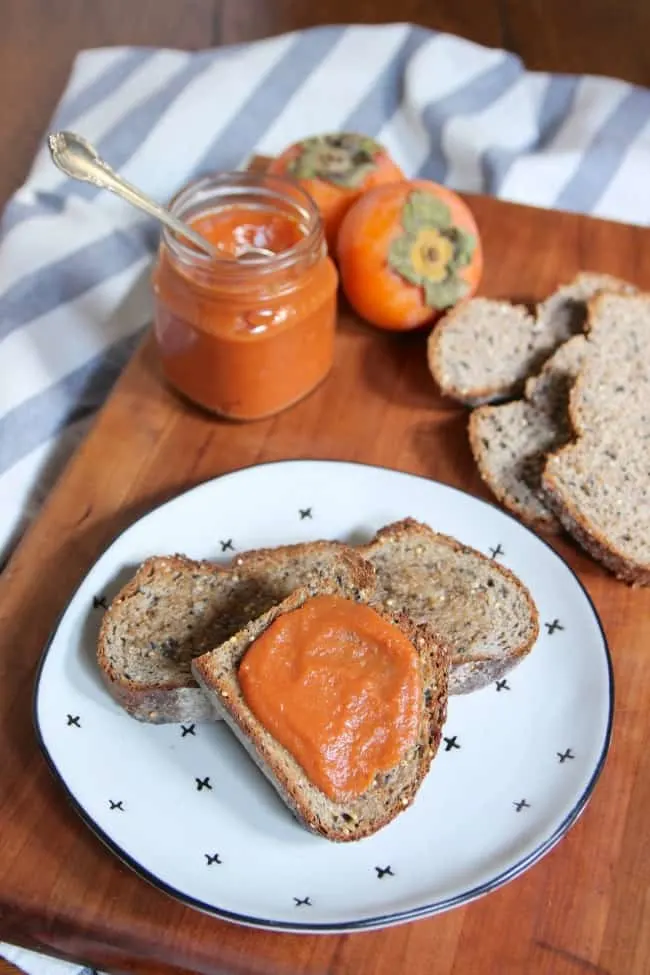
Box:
152, 172, 339, 421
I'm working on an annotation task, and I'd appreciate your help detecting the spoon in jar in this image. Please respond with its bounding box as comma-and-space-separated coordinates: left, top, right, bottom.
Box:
47, 131, 274, 261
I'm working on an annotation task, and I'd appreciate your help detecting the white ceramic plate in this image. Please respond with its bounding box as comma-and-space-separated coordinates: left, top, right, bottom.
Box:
34, 460, 612, 933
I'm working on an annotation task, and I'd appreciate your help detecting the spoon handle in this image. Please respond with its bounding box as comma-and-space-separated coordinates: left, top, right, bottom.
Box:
95, 166, 212, 253
47, 131, 216, 257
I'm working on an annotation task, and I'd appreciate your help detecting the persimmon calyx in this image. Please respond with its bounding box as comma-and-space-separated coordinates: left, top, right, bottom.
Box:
286, 133, 383, 188
388, 190, 477, 309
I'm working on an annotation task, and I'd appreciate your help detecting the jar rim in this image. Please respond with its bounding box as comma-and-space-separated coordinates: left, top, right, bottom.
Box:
163, 171, 325, 276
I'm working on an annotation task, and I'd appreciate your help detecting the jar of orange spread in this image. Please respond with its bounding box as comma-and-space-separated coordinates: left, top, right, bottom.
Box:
238, 595, 421, 802
152, 172, 338, 420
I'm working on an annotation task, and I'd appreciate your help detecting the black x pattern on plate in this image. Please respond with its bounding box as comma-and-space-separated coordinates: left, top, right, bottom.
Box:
558, 748, 575, 763
545, 619, 564, 635
375, 866, 394, 878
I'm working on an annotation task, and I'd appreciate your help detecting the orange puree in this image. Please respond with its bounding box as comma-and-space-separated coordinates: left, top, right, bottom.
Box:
152, 173, 338, 421
238, 595, 421, 802
191, 207, 304, 258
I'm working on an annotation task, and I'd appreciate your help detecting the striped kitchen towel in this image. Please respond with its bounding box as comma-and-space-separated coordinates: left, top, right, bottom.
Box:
2, 22, 650, 567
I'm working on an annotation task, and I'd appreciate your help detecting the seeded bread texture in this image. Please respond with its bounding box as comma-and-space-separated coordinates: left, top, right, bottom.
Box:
358, 518, 539, 693
427, 272, 635, 406
524, 334, 588, 413
543, 292, 650, 584
535, 272, 636, 347
97, 545, 375, 723
192, 583, 449, 842
468, 335, 588, 533
568, 292, 650, 436
469, 402, 560, 533
427, 298, 535, 406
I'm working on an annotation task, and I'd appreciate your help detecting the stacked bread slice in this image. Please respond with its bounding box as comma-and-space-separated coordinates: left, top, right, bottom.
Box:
429, 273, 649, 584
98, 519, 539, 720
468, 336, 587, 533
428, 272, 634, 406
543, 294, 650, 585
97, 543, 372, 723
97, 519, 539, 840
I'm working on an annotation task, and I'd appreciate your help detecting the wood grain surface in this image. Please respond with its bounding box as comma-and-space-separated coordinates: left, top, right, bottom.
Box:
1, 191, 650, 975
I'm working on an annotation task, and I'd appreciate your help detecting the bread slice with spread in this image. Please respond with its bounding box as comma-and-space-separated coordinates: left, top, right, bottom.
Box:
192, 580, 449, 841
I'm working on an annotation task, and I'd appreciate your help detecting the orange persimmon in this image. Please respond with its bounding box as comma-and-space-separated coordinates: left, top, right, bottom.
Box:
337, 180, 483, 331
267, 133, 404, 254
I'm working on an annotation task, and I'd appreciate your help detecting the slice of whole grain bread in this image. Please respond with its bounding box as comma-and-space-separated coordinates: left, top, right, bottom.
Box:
191, 583, 449, 842
542, 292, 650, 584
534, 272, 636, 347
97, 544, 375, 723
427, 298, 535, 406
427, 272, 635, 406
468, 335, 588, 533
566, 292, 650, 435
468, 401, 561, 533
358, 519, 539, 693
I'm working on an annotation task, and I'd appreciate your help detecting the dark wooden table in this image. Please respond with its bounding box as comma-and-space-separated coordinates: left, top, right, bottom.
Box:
2, 4, 650, 975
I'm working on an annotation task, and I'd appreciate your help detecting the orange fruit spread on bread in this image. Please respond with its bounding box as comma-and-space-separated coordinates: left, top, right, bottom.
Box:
238, 595, 421, 802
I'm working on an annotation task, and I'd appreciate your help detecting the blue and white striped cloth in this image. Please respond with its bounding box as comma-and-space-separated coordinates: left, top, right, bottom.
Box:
3, 23, 650, 569
3, 22, 650, 972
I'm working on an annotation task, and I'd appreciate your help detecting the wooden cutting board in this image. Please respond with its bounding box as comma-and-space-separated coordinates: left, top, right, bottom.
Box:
1, 193, 649, 975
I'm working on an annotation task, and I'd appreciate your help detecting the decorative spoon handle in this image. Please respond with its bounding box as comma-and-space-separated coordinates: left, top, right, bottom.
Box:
47, 130, 217, 257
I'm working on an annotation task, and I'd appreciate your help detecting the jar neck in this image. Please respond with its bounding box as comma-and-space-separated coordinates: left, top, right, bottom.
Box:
161, 172, 327, 295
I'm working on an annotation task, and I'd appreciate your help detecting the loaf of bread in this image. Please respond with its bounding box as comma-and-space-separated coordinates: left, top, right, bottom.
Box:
192, 582, 450, 841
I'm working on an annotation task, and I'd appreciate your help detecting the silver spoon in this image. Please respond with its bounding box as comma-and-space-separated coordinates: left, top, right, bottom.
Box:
47, 131, 274, 261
